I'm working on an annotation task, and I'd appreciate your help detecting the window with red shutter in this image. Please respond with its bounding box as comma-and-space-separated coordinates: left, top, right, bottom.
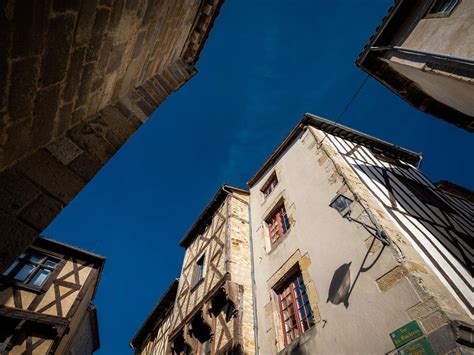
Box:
266, 204, 290, 246
277, 272, 315, 346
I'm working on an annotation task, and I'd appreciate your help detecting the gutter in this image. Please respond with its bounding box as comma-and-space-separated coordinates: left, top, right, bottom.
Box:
370, 46, 474, 66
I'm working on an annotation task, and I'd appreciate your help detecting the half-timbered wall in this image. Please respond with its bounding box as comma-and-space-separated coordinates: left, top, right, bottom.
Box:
0, 240, 102, 354
317, 128, 473, 317
140, 311, 173, 355
0, 255, 96, 319
169, 189, 255, 354
170, 200, 228, 331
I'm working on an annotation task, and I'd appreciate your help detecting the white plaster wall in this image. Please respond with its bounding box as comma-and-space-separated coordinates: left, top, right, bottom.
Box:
249, 130, 421, 354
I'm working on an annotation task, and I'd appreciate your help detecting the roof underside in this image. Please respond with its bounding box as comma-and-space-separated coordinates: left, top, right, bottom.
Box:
355, 0, 474, 132
248, 113, 422, 187
179, 185, 249, 248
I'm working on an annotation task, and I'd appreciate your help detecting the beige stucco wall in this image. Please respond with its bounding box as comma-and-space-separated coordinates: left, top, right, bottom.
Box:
249, 129, 426, 354
383, 1, 474, 117
401, 1, 474, 58
227, 191, 255, 353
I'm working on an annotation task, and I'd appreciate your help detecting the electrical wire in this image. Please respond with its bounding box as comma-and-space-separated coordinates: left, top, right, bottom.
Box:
318, 73, 370, 147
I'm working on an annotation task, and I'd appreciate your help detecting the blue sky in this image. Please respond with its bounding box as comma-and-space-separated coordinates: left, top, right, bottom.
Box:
45, 1, 473, 354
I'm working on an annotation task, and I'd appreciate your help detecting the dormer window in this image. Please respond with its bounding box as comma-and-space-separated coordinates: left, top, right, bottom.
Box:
262, 173, 278, 198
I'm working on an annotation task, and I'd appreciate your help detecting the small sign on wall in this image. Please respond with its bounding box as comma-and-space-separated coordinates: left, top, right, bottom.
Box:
390, 321, 423, 348
397, 337, 435, 355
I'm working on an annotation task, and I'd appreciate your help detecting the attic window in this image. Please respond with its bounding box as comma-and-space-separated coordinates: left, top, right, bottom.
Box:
262, 173, 278, 198
427, 0, 459, 16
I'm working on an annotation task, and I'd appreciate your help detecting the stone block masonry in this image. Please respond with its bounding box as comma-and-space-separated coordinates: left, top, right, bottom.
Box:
0, 0, 224, 271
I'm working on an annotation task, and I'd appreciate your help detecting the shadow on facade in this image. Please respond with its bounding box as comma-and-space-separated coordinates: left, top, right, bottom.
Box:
327, 238, 385, 308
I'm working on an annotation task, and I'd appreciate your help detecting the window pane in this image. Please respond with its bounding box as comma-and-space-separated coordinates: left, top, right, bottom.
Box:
44, 259, 58, 268
3, 260, 19, 277
28, 254, 43, 263
29, 268, 51, 287
14, 264, 35, 282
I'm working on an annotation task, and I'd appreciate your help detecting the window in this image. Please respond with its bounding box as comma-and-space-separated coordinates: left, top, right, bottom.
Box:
266, 204, 290, 246
277, 272, 315, 346
427, 0, 459, 16
192, 255, 205, 288
2, 252, 59, 289
262, 173, 278, 198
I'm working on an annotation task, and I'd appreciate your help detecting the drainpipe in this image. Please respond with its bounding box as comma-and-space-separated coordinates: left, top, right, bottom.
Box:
370, 46, 474, 66
247, 195, 260, 355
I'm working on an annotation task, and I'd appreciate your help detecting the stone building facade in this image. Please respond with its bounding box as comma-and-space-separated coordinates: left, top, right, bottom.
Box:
0, 237, 105, 354
132, 115, 472, 354
0, 0, 224, 272
132, 185, 256, 354
356, 0, 474, 132
247, 114, 473, 354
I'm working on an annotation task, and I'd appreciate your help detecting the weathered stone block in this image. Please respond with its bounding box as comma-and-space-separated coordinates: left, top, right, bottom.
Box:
31, 84, 61, 150
86, 7, 110, 62
0, 169, 40, 214
132, 31, 146, 59
420, 310, 448, 333
107, 0, 124, 32
71, 106, 86, 126
0, 211, 38, 273
12, 0, 48, 58
20, 193, 63, 230
376, 265, 407, 292
8, 57, 39, 120
91, 76, 104, 93
46, 136, 83, 165
74, 0, 99, 46
107, 43, 126, 74
137, 86, 159, 107
68, 151, 102, 181
76, 63, 95, 108
96, 37, 113, 77
136, 99, 154, 116
0, 117, 33, 167
68, 122, 116, 164
16, 149, 85, 204
427, 324, 458, 354
55, 102, 74, 137
62, 47, 86, 103
94, 106, 137, 147
52, 0, 81, 12
40, 14, 75, 87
